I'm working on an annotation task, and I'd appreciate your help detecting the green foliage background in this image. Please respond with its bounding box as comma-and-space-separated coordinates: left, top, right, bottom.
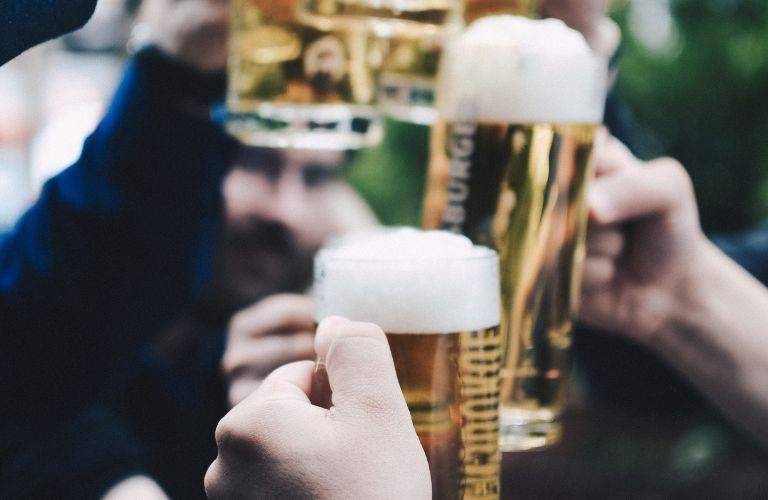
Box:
347, 119, 430, 227
611, 0, 768, 234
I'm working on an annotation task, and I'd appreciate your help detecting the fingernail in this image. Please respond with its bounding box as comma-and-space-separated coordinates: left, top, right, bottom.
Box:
311, 358, 332, 409
315, 316, 350, 359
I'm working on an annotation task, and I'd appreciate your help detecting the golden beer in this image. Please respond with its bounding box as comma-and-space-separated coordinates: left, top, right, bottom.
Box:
298, 0, 463, 38
423, 16, 607, 450
314, 228, 501, 499
226, 0, 384, 149
424, 121, 596, 450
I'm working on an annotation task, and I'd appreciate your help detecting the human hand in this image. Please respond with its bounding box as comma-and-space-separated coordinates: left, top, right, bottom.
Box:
136, 0, 229, 72
205, 317, 431, 500
579, 135, 709, 342
223, 294, 316, 407
538, 0, 607, 34
538, 0, 619, 54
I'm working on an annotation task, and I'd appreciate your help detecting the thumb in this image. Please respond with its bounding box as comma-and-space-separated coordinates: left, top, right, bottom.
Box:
314, 317, 408, 419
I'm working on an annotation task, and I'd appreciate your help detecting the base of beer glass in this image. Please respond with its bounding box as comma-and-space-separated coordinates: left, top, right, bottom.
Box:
224, 103, 383, 150
499, 408, 562, 452
380, 102, 437, 125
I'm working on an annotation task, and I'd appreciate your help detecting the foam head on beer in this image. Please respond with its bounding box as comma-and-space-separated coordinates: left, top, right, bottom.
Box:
315, 228, 499, 333
436, 15, 607, 123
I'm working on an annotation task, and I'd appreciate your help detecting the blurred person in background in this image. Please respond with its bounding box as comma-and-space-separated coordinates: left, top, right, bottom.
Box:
1, 2, 236, 499
1, 0, 375, 499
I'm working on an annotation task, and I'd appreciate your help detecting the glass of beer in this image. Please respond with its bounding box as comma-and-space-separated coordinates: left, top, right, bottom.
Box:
226, 0, 385, 149
422, 16, 607, 451
314, 228, 501, 500
378, 0, 539, 124
298, 0, 463, 39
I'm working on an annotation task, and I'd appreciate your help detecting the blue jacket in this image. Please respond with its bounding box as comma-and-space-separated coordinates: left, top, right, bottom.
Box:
0, 47, 236, 498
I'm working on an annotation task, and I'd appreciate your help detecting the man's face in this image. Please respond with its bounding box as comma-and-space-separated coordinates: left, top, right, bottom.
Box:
205, 147, 346, 312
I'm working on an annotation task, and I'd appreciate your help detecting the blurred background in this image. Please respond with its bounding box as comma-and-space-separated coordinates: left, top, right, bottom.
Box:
350, 0, 768, 236
3, 0, 767, 233
1, 0, 768, 496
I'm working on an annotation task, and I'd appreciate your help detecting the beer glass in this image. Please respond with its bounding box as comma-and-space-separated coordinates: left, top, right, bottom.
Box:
226, 0, 385, 149
314, 228, 501, 500
298, 0, 464, 38
378, 0, 538, 124
422, 16, 607, 451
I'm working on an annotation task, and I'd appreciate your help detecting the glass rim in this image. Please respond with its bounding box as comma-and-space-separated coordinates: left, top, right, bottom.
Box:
315, 247, 498, 263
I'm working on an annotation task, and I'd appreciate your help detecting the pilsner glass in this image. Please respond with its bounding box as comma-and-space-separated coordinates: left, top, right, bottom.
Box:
226, 0, 385, 149
378, 0, 538, 124
422, 16, 607, 451
314, 228, 501, 500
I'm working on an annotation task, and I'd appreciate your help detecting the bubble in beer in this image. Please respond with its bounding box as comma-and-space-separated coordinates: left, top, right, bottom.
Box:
315, 228, 500, 333
436, 15, 608, 123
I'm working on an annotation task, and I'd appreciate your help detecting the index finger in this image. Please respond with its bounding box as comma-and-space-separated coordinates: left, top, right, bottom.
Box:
594, 133, 636, 177
228, 294, 315, 340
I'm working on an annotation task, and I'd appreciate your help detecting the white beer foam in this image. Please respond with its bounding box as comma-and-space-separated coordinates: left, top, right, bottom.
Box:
315, 228, 500, 333
437, 15, 607, 123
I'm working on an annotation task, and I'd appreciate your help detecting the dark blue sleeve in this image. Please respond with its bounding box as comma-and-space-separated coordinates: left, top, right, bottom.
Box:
711, 225, 768, 287
0, 0, 97, 65
0, 402, 151, 500
0, 48, 237, 418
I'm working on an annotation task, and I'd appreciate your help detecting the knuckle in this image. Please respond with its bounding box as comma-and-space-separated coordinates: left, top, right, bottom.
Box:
227, 312, 248, 337
661, 158, 693, 192
214, 415, 253, 455
220, 351, 241, 377
203, 462, 222, 499
214, 417, 237, 450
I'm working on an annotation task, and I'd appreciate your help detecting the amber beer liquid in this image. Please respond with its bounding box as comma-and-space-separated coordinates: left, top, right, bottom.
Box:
226, 0, 384, 149
314, 229, 501, 499
423, 16, 607, 450
388, 328, 501, 500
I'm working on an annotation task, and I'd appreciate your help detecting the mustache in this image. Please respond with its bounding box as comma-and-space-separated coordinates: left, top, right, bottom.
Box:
223, 217, 300, 256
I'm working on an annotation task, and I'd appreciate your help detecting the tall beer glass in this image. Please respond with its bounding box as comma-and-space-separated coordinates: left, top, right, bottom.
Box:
422, 16, 607, 451
315, 228, 501, 500
226, 0, 385, 149
378, 0, 538, 124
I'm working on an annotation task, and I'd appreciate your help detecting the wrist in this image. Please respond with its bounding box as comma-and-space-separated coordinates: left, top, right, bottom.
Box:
654, 238, 731, 352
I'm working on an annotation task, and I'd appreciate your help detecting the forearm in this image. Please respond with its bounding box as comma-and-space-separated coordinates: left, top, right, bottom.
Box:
656, 240, 768, 446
